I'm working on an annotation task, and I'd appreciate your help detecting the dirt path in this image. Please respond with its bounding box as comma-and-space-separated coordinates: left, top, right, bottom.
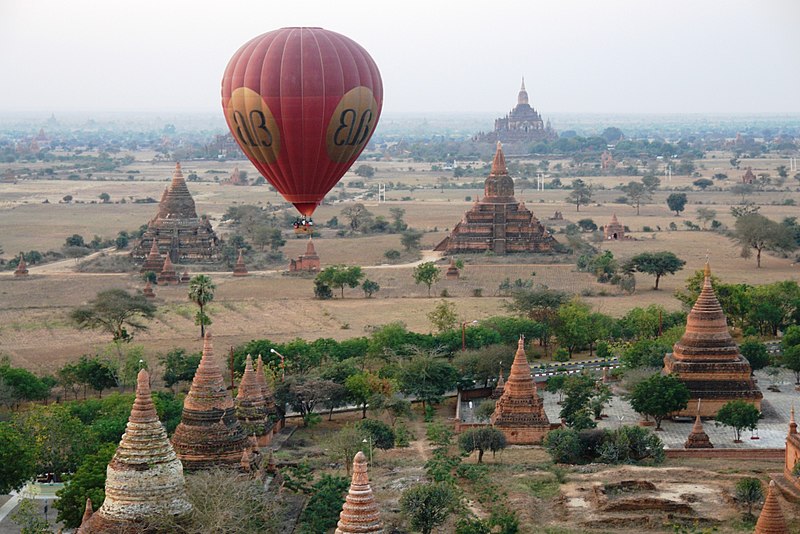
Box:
408, 417, 431, 463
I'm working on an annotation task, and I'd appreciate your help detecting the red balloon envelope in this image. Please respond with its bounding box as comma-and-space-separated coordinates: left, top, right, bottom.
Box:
221, 27, 383, 216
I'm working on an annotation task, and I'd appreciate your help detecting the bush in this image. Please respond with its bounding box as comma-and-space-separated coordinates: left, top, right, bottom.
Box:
357, 419, 395, 450
297, 474, 349, 533
543, 428, 582, 464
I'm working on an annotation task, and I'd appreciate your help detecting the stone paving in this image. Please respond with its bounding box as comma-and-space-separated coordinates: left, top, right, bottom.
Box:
460, 368, 800, 449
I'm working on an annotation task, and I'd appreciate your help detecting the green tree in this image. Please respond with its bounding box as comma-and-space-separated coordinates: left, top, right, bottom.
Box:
400, 483, 457, 534
55, 443, 116, 528
341, 203, 373, 232
65, 234, 85, 247
554, 300, 592, 357
413, 262, 441, 297
566, 179, 593, 212
0, 422, 35, 494
739, 339, 770, 373
427, 300, 458, 333
559, 374, 597, 430
641, 174, 661, 193
715, 400, 760, 442
317, 265, 365, 298
781, 325, 800, 384
389, 207, 408, 232
70, 289, 156, 343
625, 251, 685, 290
401, 229, 424, 252
158, 348, 201, 388
11, 497, 51, 534
98, 192, 111, 203
543, 427, 582, 464
621, 180, 650, 215
505, 288, 569, 356
696, 207, 717, 229
354, 164, 375, 178
298, 474, 350, 533
666, 193, 687, 216
398, 353, 459, 411
357, 418, 396, 450
628, 374, 690, 430
692, 178, 714, 190
362, 279, 380, 298
732, 213, 796, 268
188, 274, 215, 337
345, 372, 379, 419
327, 425, 365, 476
734, 477, 763, 518
458, 427, 507, 463
597, 425, 665, 465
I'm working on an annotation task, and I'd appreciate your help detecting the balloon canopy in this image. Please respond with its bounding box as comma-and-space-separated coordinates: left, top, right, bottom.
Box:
221, 27, 383, 216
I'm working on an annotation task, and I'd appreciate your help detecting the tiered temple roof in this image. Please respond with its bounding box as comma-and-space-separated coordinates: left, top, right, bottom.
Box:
475, 79, 556, 144
490, 337, 550, 444
754, 481, 789, 534
78, 370, 191, 533
14, 253, 28, 277
236, 355, 269, 438
131, 163, 219, 264
663, 262, 762, 417
435, 143, 557, 255
172, 333, 252, 470
335, 451, 383, 534
684, 400, 713, 449
233, 249, 249, 277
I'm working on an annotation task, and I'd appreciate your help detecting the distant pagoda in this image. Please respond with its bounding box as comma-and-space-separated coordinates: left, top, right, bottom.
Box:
434, 143, 557, 254
289, 237, 321, 272
490, 337, 550, 444
131, 162, 219, 264
171, 332, 253, 471
663, 262, 762, 417
77, 370, 191, 533
603, 213, 625, 240
475, 78, 557, 144
14, 253, 28, 277
233, 249, 249, 277
683, 400, 713, 449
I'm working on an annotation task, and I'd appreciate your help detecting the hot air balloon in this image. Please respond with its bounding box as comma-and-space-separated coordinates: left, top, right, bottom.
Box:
221, 27, 383, 220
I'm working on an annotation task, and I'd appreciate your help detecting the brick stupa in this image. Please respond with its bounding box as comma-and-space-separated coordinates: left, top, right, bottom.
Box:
490, 369, 505, 400
490, 337, 550, 444
172, 333, 252, 471
13, 253, 28, 277
256, 355, 278, 430
335, 451, 384, 534
434, 143, 557, 254
143, 281, 156, 300
445, 258, 460, 280
140, 240, 165, 275
157, 254, 179, 285
663, 262, 762, 417
684, 399, 713, 449
778, 406, 800, 500
131, 162, 219, 264
603, 213, 625, 240
289, 238, 321, 272
78, 370, 191, 533
233, 249, 249, 277
754, 481, 789, 534
236, 355, 270, 442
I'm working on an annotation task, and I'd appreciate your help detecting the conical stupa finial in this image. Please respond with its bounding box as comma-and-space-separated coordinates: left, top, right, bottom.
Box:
521, 76, 526, 91
80, 498, 93, 525
754, 480, 788, 534
335, 451, 383, 533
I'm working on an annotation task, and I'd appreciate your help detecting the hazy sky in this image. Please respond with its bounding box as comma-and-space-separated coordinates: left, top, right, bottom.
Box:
1, 0, 798, 115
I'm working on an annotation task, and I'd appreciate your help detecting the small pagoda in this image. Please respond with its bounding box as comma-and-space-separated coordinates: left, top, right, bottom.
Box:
663, 262, 762, 417
77, 370, 191, 533
143, 280, 156, 300
490, 369, 505, 400
445, 258, 460, 280
222, 166, 248, 186
490, 337, 551, 444
140, 240, 165, 274
233, 249, 249, 277
236, 355, 270, 443
603, 213, 625, 240
743, 167, 756, 184
335, 451, 384, 534
14, 253, 28, 277
157, 254, 179, 285
289, 238, 321, 272
256, 355, 279, 432
754, 481, 789, 534
434, 143, 557, 254
172, 332, 253, 471
779, 406, 800, 500
684, 400, 713, 449
131, 162, 219, 264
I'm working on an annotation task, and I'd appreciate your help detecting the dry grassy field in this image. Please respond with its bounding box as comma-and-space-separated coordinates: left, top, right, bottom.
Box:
1, 151, 799, 371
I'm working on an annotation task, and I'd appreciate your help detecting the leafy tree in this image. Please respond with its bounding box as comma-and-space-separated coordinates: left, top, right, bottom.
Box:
158, 348, 201, 388
398, 353, 459, 410
782, 325, 800, 384
317, 265, 365, 298
739, 339, 770, 373
65, 234, 85, 247
55, 442, 116, 528
559, 374, 597, 430
327, 425, 365, 475
473, 400, 496, 422
400, 483, 457, 534
597, 425, 665, 464
458, 427, 507, 463
695, 207, 717, 229
74, 356, 117, 398
666, 193, 687, 216
354, 164, 375, 178
692, 178, 714, 190
357, 418, 396, 450
314, 278, 333, 300
413, 262, 441, 297
0, 364, 51, 405
621, 180, 650, 215
298, 474, 350, 533
625, 251, 685, 290
715, 400, 760, 442
641, 174, 661, 193
401, 229, 424, 252
732, 213, 796, 268
566, 179, 593, 212
543, 427, 582, 464
281, 377, 340, 425
577, 218, 597, 232
11, 497, 51, 534
98, 192, 111, 202
70, 289, 156, 343
554, 300, 592, 357
0, 422, 35, 494
362, 279, 380, 298
188, 274, 215, 337
427, 300, 458, 333
628, 374, 690, 430
735, 477, 763, 518
505, 288, 569, 356
114, 233, 129, 249
344, 372, 383, 419
389, 207, 408, 232
341, 203, 373, 232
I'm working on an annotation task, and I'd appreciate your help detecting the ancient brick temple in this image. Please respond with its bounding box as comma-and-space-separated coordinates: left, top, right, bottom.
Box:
232, 249, 249, 277
140, 240, 165, 274
755, 481, 789, 534
13, 253, 28, 277
222, 166, 248, 186
490, 337, 550, 444
490, 369, 505, 400
236, 355, 271, 444
131, 162, 219, 264
256, 355, 279, 430
683, 400, 713, 449
603, 213, 625, 240
778, 407, 800, 501
78, 370, 191, 533
172, 332, 252, 471
663, 262, 762, 417
157, 255, 179, 285
143, 281, 156, 300
444, 258, 460, 280
475, 79, 557, 144
434, 143, 557, 255
335, 451, 383, 534
289, 238, 321, 272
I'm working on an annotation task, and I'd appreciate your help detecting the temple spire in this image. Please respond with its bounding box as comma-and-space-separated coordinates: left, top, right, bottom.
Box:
335, 451, 383, 534
790, 403, 797, 436
754, 480, 788, 534
491, 142, 508, 176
